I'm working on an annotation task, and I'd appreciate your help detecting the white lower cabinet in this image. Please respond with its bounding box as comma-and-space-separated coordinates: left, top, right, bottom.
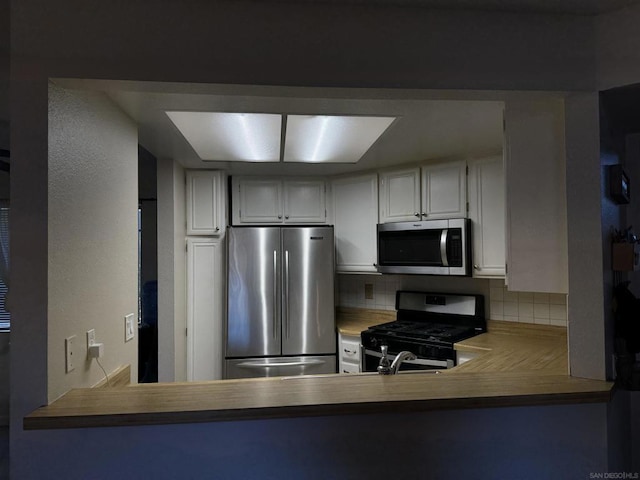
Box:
456, 350, 480, 366
186, 238, 224, 381
338, 333, 362, 373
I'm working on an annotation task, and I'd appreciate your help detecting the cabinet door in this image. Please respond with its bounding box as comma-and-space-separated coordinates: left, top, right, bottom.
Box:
186, 238, 224, 381
186, 170, 224, 235
504, 100, 568, 293
283, 180, 327, 223
379, 167, 421, 223
468, 156, 505, 277
233, 177, 283, 224
421, 161, 467, 219
331, 173, 379, 273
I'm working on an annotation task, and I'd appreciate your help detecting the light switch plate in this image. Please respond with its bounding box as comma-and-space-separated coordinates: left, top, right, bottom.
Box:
125, 313, 135, 342
65, 335, 76, 373
86, 329, 95, 348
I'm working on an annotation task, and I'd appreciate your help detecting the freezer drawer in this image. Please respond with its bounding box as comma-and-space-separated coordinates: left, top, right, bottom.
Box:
225, 355, 337, 379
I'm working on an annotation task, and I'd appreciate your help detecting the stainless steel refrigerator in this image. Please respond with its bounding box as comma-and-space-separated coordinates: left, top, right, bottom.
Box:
225, 226, 337, 379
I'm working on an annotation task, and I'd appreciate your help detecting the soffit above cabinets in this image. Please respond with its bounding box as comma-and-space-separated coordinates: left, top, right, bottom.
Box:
55, 79, 506, 176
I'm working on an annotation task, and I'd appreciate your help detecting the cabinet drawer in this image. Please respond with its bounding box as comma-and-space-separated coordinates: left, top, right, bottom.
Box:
340, 338, 361, 361
340, 361, 360, 374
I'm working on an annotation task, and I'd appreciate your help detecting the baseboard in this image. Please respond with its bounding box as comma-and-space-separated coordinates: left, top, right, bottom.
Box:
93, 364, 131, 388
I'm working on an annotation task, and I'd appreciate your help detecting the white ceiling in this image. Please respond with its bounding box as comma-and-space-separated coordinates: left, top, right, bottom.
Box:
88, 82, 506, 176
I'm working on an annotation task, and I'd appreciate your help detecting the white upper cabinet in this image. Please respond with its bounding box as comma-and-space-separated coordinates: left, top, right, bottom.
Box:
504, 99, 568, 294
421, 160, 467, 219
379, 161, 467, 223
283, 180, 327, 223
186, 170, 225, 235
378, 167, 421, 223
233, 177, 283, 223
468, 156, 505, 278
331, 173, 379, 273
232, 176, 327, 225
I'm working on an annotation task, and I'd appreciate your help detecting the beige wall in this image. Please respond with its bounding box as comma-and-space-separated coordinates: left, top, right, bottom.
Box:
47, 83, 138, 401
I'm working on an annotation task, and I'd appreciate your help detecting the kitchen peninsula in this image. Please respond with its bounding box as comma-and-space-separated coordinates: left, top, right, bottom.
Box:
24, 311, 612, 430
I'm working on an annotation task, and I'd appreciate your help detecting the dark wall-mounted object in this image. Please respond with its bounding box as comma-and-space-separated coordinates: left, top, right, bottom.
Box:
610, 164, 630, 204
613, 242, 640, 271
0, 149, 9, 173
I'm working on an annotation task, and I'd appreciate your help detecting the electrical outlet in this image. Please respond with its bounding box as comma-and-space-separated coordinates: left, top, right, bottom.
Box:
364, 283, 374, 300
65, 335, 76, 373
125, 313, 135, 342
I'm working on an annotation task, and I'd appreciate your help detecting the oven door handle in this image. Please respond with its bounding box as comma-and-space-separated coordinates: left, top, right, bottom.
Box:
440, 229, 449, 267
365, 349, 454, 369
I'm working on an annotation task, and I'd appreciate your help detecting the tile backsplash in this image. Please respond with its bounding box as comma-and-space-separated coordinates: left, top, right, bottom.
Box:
488, 279, 567, 326
336, 276, 567, 327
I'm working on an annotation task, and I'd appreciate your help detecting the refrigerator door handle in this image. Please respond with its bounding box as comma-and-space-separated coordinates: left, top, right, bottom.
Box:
273, 249, 278, 339
285, 249, 290, 338
236, 359, 325, 369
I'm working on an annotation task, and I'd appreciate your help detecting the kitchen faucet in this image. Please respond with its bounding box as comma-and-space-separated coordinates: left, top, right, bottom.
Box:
377, 345, 417, 375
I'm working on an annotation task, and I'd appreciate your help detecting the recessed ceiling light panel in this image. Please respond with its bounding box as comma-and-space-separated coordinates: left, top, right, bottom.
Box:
166, 111, 282, 162
284, 115, 396, 163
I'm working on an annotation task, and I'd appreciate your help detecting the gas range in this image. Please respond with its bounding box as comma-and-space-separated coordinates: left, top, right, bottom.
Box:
366, 320, 478, 344
361, 291, 486, 371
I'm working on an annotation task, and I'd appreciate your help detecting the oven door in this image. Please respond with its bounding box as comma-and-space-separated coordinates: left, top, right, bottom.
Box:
363, 348, 455, 372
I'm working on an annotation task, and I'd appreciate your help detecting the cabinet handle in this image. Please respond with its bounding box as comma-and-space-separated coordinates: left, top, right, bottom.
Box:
421, 212, 427, 217
474, 265, 480, 270
215, 227, 220, 232
343, 348, 357, 354
278, 215, 282, 219
414, 212, 420, 217
285, 215, 289, 219
373, 263, 377, 267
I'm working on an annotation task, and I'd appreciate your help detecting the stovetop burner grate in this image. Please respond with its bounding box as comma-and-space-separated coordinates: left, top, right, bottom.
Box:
368, 320, 476, 343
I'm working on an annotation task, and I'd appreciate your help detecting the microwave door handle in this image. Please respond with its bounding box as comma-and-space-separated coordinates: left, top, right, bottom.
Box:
440, 229, 449, 267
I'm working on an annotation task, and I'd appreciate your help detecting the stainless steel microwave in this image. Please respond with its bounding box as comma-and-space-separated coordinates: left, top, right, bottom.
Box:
376, 218, 470, 275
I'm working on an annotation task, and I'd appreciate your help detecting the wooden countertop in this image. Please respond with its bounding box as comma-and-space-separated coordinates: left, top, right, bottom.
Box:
452, 320, 569, 375
25, 370, 612, 430
336, 307, 394, 336
24, 310, 613, 430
